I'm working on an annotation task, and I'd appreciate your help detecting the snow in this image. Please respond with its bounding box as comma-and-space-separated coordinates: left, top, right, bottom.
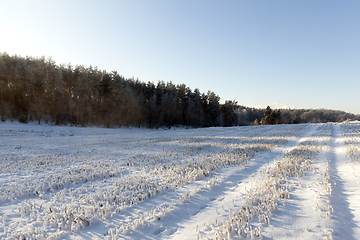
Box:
0, 121, 360, 239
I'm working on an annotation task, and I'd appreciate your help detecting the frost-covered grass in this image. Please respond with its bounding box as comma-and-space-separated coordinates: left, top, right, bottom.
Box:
340, 121, 360, 163
0, 122, 359, 239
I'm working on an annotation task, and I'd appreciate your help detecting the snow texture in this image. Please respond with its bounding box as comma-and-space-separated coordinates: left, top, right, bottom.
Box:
0, 121, 360, 239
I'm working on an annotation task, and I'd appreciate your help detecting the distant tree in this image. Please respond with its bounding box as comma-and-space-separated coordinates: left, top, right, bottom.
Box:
190, 88, 204, 127
262, 106, 274, 125
281, 110, 292, 124
252, 118, 259, 125
220, 100, 238, 127
273, 109, 281, 124
0, 54, 8, 120
205, 91, 221, 126
261, 106, 282, 125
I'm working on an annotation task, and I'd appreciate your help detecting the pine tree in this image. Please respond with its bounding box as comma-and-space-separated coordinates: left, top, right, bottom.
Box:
262, 106, 274, 125
220, 100, 238, 127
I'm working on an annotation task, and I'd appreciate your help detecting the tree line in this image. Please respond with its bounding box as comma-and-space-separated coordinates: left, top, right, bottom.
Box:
0, 53, 227, 127
237, 106, 360, 126
0, 52, 359, 128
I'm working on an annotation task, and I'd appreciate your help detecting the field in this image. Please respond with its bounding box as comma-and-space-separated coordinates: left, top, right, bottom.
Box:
1, 121, 360, 240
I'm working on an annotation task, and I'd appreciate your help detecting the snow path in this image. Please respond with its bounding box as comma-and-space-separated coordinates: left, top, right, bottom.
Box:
330, 124, 360, 239
165, 125, 319, 240
259, 123, 360, 240
226, 123, 333, 240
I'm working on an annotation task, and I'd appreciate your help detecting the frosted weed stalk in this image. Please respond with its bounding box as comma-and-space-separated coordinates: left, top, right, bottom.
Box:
3, 140, 270, 238
211, 125, 330, 239
1, 124, 310, 239
101, 126, 310, 239
341, 122, 360, 163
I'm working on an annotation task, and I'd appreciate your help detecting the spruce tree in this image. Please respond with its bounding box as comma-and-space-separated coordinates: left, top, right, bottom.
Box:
263, 106, 274, 125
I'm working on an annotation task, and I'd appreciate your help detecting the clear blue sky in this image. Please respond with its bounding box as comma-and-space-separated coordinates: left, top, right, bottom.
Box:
1, 0, 359, 114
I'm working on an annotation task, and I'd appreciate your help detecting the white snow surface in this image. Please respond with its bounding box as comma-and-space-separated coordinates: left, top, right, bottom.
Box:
1, 121, 360, 240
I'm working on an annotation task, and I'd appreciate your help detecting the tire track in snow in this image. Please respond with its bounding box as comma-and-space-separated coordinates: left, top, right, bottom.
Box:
260, 123, 359, 240
163, 125, 319, 240
255, 123, 334, 239
328, 124, 359, 239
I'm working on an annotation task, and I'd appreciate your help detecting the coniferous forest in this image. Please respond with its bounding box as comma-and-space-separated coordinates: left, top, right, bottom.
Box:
0, 52, 359, 128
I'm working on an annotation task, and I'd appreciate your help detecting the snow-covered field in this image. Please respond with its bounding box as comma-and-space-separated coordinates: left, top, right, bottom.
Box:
1, 121, 360, 240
